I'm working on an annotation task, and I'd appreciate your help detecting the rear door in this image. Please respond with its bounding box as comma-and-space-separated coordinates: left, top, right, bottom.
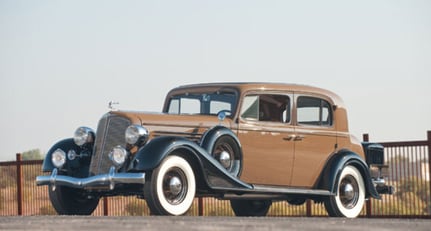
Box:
290, 94, 338, 187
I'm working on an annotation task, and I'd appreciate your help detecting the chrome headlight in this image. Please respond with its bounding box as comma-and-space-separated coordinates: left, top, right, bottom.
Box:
109, 146, 128, 166
51, 149, 66, 168
73, 127, 95, 146
125, 125, 149, 145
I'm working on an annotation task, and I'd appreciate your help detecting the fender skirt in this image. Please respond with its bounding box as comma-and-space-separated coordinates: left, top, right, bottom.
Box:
129, 136, 252, 191
319, 151, 381, 200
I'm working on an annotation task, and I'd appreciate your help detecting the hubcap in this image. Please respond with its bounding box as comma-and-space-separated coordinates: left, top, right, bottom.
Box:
169, 176, 183, 196
342, 183, 354, 200
162, 167, 187, 205
219, 151, 231, 169
339, 175, 359, 209
214, 143, 234, 171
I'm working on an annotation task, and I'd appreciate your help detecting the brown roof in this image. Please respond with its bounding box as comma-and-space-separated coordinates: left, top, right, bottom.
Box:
169, 82, 345, 107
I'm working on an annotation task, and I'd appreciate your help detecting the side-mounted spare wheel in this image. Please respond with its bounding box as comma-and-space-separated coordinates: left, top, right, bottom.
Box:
324, 165, 365, 218
211, 135, 241, 176
144, 155, 196, 216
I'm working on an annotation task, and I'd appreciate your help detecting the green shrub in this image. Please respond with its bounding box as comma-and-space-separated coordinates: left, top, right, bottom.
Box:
125, 200, 148, 216
39, 205, 57, 215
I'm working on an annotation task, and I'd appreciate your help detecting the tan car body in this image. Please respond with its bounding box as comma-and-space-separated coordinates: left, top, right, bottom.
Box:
115, 83, 363, 188
37, 82, 391, 217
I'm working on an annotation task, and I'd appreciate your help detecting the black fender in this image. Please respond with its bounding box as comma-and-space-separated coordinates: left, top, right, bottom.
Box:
130, 136, 251, 190
200, 126, 242, 154
41, 138, 82, 172
318, 151, 381, 199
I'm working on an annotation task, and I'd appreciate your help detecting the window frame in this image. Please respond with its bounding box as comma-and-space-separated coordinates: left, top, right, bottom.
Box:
296, 95, 334, 127
166, 90, 238, 116
240, 92, 292, 124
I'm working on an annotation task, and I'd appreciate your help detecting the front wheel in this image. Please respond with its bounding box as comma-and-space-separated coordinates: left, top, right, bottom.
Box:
144, 155, 196, 216
48, 185, 99, 215
324, 165, 365, 218
230, 200, 272, 216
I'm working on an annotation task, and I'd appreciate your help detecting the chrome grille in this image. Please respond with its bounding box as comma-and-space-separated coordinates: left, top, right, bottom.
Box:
89, 114, 131, 176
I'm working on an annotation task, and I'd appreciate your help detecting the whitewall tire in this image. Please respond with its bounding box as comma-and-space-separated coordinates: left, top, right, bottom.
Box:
144, 155, 196, 216
324, 165, 365, 218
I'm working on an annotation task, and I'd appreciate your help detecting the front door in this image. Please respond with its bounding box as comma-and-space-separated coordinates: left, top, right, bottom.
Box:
238, 93, 295, 186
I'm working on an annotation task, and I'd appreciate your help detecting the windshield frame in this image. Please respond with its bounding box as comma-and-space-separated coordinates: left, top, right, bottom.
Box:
163, 88, 239, 117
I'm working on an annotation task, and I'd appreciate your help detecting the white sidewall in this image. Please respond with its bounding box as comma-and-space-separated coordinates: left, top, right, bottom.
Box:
335, 165, 365, 218
156, 156, 196, 216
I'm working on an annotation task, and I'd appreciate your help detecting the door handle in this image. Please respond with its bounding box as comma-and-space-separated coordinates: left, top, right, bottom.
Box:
283, 135, 294, 141
283, 134, 305, 141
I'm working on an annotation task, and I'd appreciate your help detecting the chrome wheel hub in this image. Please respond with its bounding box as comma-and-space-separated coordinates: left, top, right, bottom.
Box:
163, 168, 187, 205
169, 176, 183, 196
342, 183, 354, 201
339, 175, 359, 209
219, 151, 231, 169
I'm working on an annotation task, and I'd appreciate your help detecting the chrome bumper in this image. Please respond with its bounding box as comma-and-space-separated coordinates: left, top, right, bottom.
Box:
36, 167, 145, 191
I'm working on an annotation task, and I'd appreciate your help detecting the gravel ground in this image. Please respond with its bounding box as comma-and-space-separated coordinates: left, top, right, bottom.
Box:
1, 216, 431, 231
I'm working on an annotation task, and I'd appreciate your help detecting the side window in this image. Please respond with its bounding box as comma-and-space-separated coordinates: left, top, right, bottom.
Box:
297, 96, 333, 126
240, 95, 259, 120
241, 94, 290, 123
168, 99, 179, 114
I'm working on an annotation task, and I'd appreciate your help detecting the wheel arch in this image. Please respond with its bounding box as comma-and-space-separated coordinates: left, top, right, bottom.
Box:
317, 150, 381, 199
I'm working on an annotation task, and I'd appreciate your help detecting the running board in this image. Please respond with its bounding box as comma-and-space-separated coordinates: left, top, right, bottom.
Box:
218, 184, 334, 200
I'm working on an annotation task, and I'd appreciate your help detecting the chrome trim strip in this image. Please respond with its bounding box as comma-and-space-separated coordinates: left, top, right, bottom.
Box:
36, 167, 145, 190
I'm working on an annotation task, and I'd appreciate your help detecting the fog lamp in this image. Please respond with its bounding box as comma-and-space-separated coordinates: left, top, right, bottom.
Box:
51, 149, 66, 168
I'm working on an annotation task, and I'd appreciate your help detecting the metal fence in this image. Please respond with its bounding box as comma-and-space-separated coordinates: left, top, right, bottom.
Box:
1, 131, 430, 218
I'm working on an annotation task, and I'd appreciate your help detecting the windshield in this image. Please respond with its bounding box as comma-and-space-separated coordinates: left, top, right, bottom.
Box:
166, 91, 237, 116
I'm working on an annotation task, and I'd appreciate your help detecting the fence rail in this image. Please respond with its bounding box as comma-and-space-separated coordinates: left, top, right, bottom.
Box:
1, 131, 430, 218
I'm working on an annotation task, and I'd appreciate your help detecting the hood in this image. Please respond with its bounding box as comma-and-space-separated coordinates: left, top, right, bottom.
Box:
110, 110, 234, 142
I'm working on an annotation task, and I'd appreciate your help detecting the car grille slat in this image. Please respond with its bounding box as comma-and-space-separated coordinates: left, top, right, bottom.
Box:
89, 114, 131, 176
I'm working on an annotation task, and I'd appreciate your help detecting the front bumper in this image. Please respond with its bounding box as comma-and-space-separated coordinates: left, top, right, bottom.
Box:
36, 167, 145, 190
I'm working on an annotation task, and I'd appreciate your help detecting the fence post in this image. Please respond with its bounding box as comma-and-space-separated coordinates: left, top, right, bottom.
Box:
16, 153, 23, 216
427, 131, 431, 204
198, 197, 204, 216
306, 199, 312, 217
103, 197, 109, 216
362, 134, 372, 218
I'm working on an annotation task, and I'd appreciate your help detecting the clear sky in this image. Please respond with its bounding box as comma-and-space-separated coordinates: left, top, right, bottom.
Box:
0, 0, 430, 161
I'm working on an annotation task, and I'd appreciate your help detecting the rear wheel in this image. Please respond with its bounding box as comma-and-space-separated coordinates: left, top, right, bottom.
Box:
324, 165, 365, 218
230, 200, 272, 216
48, 185, 99, 215
144, 155, 196, 216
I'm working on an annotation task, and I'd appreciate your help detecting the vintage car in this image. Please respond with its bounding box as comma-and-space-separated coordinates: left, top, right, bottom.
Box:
36, 82, 392, 218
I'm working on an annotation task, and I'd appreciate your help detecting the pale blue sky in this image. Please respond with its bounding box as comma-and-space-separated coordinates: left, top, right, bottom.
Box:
0, 0, 430, 161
